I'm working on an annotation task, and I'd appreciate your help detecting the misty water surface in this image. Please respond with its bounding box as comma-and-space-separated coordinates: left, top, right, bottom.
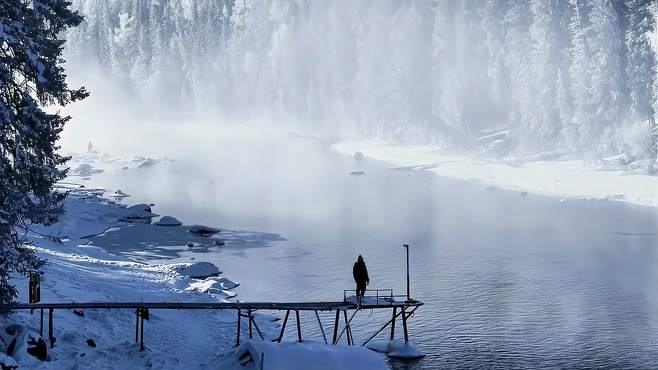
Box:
79, 129, 658, 369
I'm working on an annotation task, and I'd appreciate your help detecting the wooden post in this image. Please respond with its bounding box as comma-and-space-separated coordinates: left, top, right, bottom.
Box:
314, 311, 328, 344
332, 310, 340, 344
135, 309, 140, 343
251, 316, 265, 340
236, 309, 241, 346
39, 309, 43, 337
401, 307, 409, 343
295, 310, 302, 343
343, 310, 352, 345
390, 307, 397, 340
48, 308, 54, 348
277, 310, 290, 343
140, 316, 145, 351
248, 309, 253, 339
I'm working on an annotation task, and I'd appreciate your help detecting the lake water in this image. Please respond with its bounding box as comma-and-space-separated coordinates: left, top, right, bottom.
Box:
79, 129, 658, 369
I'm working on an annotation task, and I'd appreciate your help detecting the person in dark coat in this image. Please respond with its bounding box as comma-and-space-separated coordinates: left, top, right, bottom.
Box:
353, 255, 369, 298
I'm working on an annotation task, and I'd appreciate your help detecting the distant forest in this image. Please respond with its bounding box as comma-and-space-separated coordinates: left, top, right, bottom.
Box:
67, 0, 657, 162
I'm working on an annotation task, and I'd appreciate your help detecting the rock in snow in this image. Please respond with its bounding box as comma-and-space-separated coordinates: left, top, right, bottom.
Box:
154, 216, 183, 226
119, 204, 157, 223
0, 353, 18, 369
110, 189, 129, 198
176, 262, 221, 279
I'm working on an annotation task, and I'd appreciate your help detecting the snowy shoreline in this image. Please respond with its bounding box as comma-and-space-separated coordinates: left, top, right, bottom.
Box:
333, 140, 658, 208
0, 165, 388, 368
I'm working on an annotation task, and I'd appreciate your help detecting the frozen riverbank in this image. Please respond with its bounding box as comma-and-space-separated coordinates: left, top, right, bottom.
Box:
0, 174, 387, 369
333, 140, 658, 207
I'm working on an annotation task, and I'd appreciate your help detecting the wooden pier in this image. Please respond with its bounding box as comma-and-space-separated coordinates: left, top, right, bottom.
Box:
1, 289, 422, 352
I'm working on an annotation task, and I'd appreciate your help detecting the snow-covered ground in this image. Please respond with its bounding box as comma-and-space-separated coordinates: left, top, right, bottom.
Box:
0, 152, 388, 369
333, 140, 658, 207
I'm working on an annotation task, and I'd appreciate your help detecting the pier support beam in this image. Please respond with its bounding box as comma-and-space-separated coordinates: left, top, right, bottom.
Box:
236, 309, 241, 346
135, 309, 140, 343
361, 306, 418, 347
48, 308, 55, 348
390, 307, 397, 340
277, 310, 290, 343
401, 307, 409, 343
295, 310, 302, 342
332, 310, 340, 344
314, 311, 328, 344
248, 309, 253, 339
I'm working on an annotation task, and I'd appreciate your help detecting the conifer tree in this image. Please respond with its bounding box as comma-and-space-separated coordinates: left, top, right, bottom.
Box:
0, 0, 87, 303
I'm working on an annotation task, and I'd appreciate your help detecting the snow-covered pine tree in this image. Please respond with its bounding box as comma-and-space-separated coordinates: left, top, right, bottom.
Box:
583, 0, 625, 157
0, 0, 88, 303
625, 0, 657, 168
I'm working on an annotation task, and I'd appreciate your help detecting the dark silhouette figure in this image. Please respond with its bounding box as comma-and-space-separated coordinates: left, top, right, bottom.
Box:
353, 255, 369, 297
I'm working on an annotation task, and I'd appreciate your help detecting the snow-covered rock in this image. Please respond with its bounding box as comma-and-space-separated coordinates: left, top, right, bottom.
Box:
188, 277, 239, 293
0, 353, 18, 369
154, 216, 182, 226
110, 189, 129, 198
119, 204, 157, 223
176, 262, 221, 279
188, 225, 221, 236
2, 326, 47, 365
216, 341, 387, 370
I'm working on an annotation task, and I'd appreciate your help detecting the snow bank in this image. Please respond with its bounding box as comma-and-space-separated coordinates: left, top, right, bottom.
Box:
333, 140, 657, 207
2, 181, 265, 369
215, 340, 388, 370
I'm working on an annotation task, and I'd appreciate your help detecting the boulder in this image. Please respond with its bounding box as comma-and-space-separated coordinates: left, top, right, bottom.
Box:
86, 339, 96, 348
5, 328, 48, 363
154, 216, 182, 226
119, 204, 157, 223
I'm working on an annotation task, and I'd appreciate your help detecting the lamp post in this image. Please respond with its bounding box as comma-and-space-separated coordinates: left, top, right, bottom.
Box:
403, 244, 411, 302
